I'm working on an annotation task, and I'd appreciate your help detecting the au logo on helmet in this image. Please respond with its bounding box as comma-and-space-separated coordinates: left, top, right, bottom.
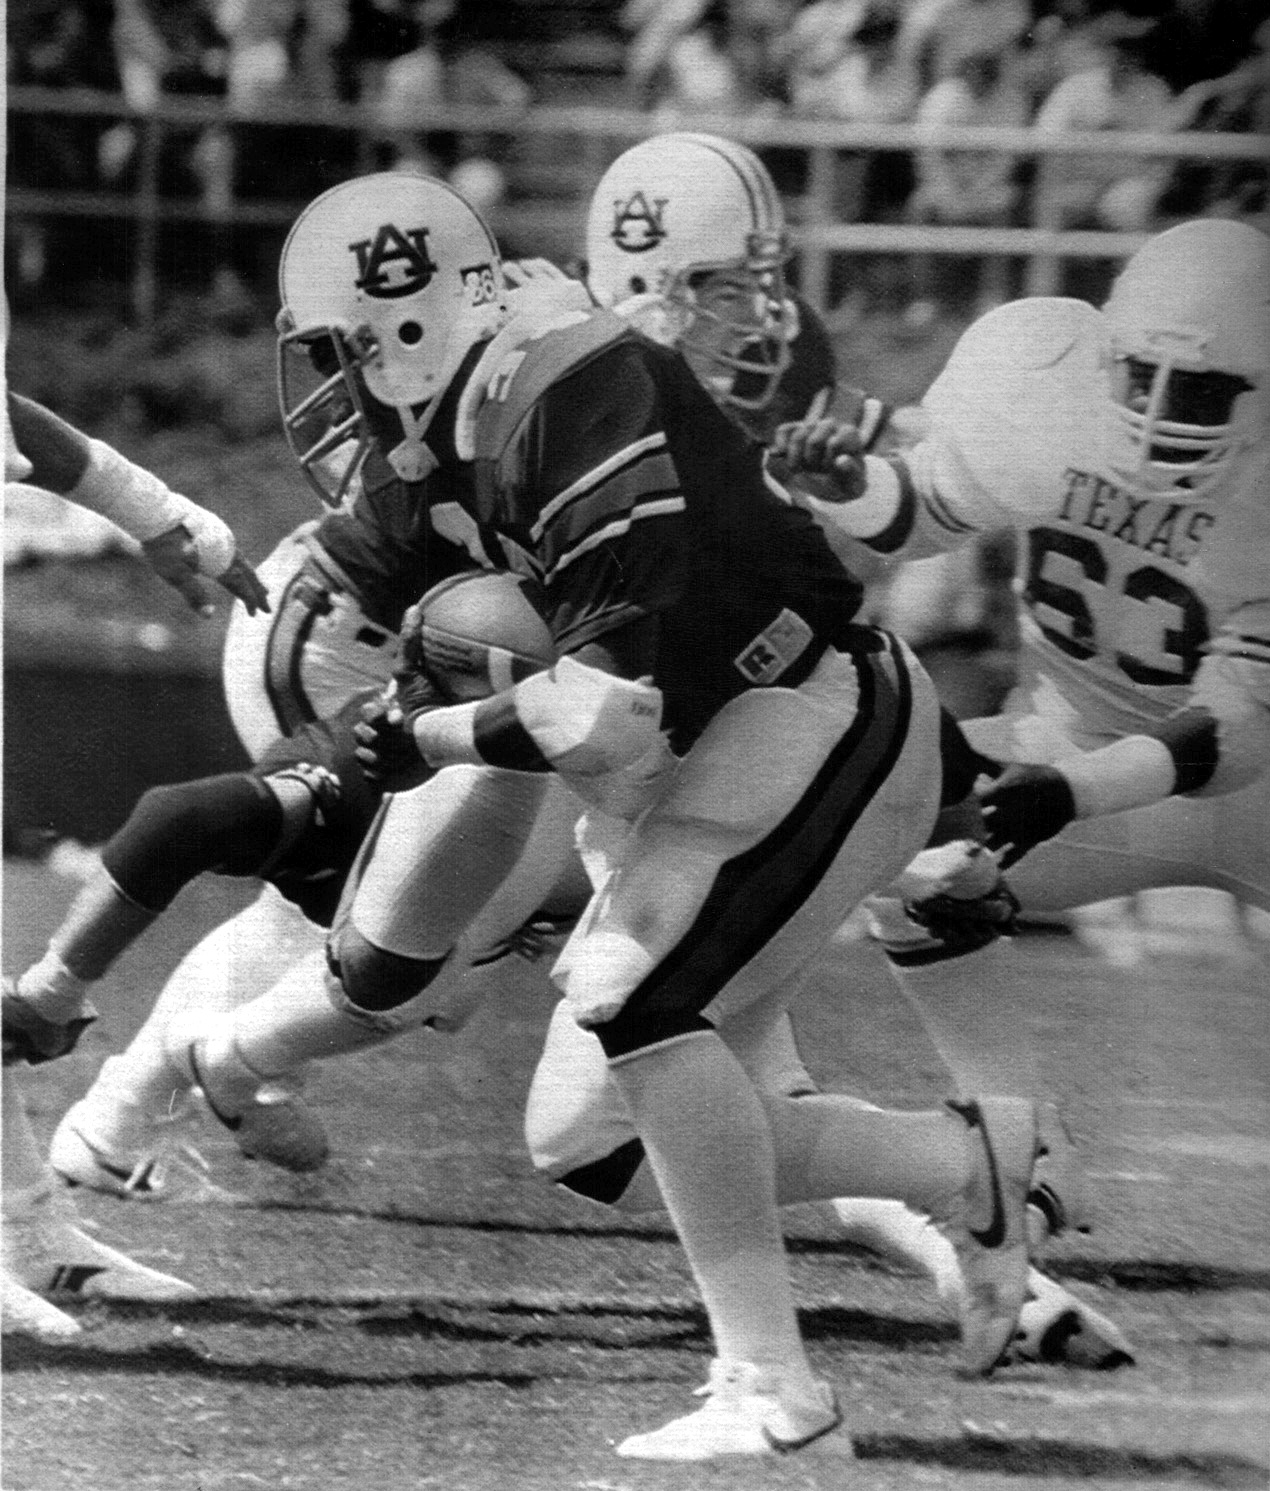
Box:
611, 192, 668, 253
350, 224, 439, 299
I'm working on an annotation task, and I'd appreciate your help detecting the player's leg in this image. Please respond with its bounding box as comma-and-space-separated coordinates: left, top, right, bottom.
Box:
49, 885, 329, 1193
179, 771, 581, 1126
556, 641, 1037, 1457
10, 765, 321, 1065
222, 524, 397, 760
2, 1069, 195, 1333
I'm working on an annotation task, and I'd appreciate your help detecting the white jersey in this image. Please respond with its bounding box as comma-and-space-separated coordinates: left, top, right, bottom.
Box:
896, 298, 1270, 741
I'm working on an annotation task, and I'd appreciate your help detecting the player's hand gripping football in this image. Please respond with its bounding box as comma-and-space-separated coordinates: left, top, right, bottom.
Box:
143, 523, 270, 617
353, 670, 444, 790
767, 418, 869, 503
978, 763, 1078, 868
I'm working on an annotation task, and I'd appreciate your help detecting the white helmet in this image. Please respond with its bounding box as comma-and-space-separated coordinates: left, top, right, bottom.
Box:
277, 171, 506, 501
585, 132, 793, 416
1100, 218, 1269, 502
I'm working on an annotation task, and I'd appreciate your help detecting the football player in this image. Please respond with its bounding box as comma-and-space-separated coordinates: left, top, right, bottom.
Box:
35, 253, 593, 1195
179, 169, 1050, 1461
770, 217, 1270, 1225
579, 132, 1124, 1366
0, 392, 262, 1335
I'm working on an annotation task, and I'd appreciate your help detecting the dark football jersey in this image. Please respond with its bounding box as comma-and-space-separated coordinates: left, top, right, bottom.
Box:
312, 451, 475, 632
470, 313, 867, 748
252, 693, 387, 926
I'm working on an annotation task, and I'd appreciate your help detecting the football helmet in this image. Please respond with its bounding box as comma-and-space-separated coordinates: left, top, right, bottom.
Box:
585, 132, 793, 416
1100, 218, 1269, 502
277, 172, 506, 502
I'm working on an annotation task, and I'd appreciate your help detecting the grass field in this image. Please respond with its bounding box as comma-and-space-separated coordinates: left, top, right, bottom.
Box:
3, 858, 1269, 1491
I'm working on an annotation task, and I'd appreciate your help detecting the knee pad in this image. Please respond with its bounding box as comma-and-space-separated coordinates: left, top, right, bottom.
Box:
102, 776, 282, 912
328, 924, 444, 1017
552, 1140, 647, 1207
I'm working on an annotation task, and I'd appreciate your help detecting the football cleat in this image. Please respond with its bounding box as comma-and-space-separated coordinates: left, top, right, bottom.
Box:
4, 1182, 197, 1304
616, 1358, 845, 1461
942, 1096, 1038, 1377
189, 1040, 330, 1173
1029, 1101, 1092, 1243
2, 1269, 82, 1341
1009, 1269, 1136, 1370
49, 1087, 203, 1200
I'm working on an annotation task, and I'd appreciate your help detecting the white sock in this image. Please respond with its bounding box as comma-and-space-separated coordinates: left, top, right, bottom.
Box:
231, 950, 389, 1076
608, 1031, 816, 1385
3, 1074, 53, 1194
885, 938, 1039, 1099
15, 950, 90, 1023
762, 1090, 970, 1219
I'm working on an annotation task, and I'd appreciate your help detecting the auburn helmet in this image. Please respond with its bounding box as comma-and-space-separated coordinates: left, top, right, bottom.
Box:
277, 172, 507, 503
1100, 218, 1270, 502
585, 132, 793, 416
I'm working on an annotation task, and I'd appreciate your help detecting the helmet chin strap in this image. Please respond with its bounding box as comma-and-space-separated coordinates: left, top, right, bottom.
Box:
387, 406, 440, 483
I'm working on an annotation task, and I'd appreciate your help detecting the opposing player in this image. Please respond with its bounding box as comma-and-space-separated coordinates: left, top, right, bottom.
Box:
180, 170, 1051, 1461
2, 392, 264, 1334
770, 217, 1270, 1201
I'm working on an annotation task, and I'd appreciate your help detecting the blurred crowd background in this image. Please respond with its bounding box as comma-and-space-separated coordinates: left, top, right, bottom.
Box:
8, 0, 1269, 325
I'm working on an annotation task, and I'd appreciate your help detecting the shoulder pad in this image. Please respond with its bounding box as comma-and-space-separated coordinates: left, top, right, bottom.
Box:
940, 298, 1098, 385
474, 311, 634, 461
921, 299, 1102, 517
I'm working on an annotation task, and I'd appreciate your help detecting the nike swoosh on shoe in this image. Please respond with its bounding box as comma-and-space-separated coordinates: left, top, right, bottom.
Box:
952, 1099, 1007, 1248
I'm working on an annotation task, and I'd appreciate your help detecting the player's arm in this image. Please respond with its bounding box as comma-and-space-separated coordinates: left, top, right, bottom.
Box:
768, 416, 993, 562
980, 631, 1270, 867
6, 392, 268, 615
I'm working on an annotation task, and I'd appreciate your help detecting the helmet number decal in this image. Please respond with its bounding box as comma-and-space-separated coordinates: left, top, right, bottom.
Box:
350, 225, 438, 299
462, 263, 501, 306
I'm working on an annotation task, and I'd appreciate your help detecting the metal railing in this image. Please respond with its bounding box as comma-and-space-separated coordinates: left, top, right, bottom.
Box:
8, 85, 1267, 317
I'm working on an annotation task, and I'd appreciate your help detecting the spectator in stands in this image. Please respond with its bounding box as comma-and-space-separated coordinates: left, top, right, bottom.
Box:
1032, 9, 1180, 240
623, 0, 752, 117
1016, 0, 1109, 110
216, 1, 346, 113
903, 9, 1030, 328
1164, 17, 1270, 221
7, 2, 123, 290
368, 1, 530, 211
785, 2, 918, 225
896, 0, 1029, 95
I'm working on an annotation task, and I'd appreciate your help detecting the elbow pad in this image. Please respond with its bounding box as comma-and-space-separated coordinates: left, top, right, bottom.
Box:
413, 656, 664, 776
513, 657, 663, 776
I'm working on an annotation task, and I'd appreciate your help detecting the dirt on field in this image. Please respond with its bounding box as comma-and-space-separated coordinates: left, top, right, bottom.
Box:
3, 860, 1269, 1491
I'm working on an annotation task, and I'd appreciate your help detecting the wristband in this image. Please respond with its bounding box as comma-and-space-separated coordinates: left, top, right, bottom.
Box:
807, 455, 904, 539
70, 439, 190, 543
1057, 735, 1177, 819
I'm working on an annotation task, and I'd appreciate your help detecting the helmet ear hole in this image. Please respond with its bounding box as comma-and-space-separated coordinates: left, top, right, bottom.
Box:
629, 276, 646, 295
399, 321, 423, 347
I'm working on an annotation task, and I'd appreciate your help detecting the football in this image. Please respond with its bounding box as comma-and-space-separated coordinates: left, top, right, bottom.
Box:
412, 570, 556, 702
